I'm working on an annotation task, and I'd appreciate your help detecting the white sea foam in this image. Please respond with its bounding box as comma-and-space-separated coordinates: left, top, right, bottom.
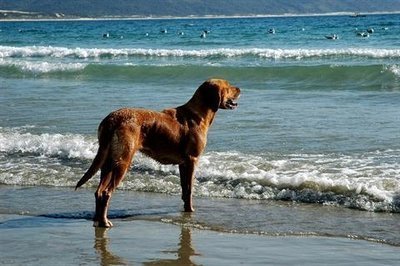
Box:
385, 64, 400, 77
1, 128, 399, 212
1, 45, 400, 59
0, 58, 87, 73
0, 128, 96, 159
197, 152, 400, 200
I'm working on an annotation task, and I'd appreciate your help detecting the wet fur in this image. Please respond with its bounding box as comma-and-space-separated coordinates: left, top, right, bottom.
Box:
75, 79, 240, 227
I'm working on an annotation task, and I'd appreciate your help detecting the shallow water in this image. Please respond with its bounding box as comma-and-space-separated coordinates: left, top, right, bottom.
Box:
1, 186, 400, 247
2, 217, 399, 266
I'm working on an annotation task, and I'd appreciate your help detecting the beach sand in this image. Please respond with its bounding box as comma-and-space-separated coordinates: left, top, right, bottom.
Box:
1, 186, 399, 265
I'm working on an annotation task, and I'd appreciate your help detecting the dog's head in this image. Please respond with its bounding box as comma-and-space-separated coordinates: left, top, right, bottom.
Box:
196, 79, 241, 111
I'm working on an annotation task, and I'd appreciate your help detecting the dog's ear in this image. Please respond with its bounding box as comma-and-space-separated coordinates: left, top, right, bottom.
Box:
198, 81, 222, 111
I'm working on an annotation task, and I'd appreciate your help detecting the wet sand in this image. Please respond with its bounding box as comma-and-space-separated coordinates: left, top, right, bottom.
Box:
1, 214, 399, 265
1, 186, 400, 265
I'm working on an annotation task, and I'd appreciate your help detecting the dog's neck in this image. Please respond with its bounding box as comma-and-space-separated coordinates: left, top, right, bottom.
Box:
179, 100, 217, 127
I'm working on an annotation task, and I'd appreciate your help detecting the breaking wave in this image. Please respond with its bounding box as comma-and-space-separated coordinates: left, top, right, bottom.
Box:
1, 45, 400, 60
1, 127, 399, 212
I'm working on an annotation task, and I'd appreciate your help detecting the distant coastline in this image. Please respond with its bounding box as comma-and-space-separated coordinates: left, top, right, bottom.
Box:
2, 0, 400, 22
1, 10, 400, 22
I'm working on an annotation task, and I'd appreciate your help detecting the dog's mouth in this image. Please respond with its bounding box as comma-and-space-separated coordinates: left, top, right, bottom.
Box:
224, 98, 239, 109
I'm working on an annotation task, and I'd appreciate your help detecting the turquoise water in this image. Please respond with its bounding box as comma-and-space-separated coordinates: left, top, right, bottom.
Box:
1, 14, 400, 244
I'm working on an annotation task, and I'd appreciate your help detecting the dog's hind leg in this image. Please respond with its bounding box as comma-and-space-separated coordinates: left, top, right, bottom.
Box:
93, 158, 114, 228
93, 130, 137, 228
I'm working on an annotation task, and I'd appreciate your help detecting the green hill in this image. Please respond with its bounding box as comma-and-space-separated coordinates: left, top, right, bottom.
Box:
1, 0, 400, 18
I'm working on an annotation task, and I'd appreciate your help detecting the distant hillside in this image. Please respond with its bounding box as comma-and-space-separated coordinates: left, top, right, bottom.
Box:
1, 0, 400, 18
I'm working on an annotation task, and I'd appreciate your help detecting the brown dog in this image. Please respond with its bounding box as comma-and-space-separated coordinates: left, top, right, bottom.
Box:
75, 79, 240, 227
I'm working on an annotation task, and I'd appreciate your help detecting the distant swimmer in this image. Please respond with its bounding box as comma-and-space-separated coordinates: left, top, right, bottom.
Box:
178, 31, 184, 35
103, 33, 110, 38
357, 32, 369, 38
268, 28, 276, 34
367, 28, 374, 34
325, 34, 338, 40
161, 29, 168, 34
200, 30, 210, 38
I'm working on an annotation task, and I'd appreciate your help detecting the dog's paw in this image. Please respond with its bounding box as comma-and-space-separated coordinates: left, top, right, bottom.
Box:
184, 205, 195, 212
93, 219, 113, 228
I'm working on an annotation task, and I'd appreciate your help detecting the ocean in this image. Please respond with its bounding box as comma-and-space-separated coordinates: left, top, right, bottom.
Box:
1, 14, 400, 250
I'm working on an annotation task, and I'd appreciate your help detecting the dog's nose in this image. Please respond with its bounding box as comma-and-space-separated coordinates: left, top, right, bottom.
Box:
235, 87, 241, 95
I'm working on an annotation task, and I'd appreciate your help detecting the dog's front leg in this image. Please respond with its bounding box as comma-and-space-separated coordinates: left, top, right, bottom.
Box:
179, 158, 197, 212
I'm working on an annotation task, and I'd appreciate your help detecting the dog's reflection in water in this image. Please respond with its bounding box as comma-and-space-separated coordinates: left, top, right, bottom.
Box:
94, 227, 129, 265
94, 218, 200, 265
144, 226, 199, 266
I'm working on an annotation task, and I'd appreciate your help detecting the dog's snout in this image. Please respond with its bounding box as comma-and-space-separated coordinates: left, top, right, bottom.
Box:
234, 87, 241, 97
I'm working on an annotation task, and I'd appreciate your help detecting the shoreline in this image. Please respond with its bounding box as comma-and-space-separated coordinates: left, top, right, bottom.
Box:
1, 184, 400, 264
1, 213, 400, 265
1, 11, 400, 22
1, 185, 400, 245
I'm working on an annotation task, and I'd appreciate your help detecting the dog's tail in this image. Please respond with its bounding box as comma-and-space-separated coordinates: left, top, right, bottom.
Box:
75, 125, 110, 190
